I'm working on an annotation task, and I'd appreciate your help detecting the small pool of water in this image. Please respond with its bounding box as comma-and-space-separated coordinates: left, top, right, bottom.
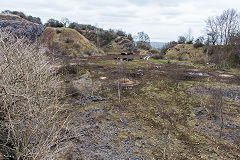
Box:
188, 72, 209, 77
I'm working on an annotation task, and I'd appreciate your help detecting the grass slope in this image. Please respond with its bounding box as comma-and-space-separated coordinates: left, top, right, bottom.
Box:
41, 27, 104, 58
165, 44, 207, 63
102, 36, 133, 54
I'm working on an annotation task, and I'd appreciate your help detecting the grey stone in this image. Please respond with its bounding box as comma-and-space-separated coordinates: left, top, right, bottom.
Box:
0, 20, 44, 42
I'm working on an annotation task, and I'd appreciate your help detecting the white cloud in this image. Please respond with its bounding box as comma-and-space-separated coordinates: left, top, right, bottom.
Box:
1, 0, 240, 41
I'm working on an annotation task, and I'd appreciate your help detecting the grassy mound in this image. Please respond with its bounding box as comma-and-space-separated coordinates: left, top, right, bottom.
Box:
165, 44, 207, 63
41, 27, 104, 57
102, 36, 134, 54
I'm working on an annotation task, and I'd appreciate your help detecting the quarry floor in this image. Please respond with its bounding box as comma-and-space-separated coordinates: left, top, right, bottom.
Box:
54, 55, 240, 159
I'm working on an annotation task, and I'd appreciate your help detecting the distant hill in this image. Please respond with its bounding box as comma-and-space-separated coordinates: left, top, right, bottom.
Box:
150, 42, 166, 49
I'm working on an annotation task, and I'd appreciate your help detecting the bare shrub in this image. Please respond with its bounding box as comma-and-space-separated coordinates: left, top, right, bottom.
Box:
193, 40, 204, 48
57, 65, 79, 75
208, 88, 224, 138
0, 30, 70, 159
152, 54, 164, 60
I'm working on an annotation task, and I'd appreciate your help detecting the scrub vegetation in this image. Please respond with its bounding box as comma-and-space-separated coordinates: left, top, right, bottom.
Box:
0, 9, 240, 160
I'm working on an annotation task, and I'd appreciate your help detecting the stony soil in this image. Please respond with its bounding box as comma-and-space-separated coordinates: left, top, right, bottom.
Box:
1, 55, 240, 159
50, 55, 240, 159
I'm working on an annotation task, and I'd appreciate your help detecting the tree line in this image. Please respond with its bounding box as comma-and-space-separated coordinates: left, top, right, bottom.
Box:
205, 9, 240, 67
160, 8, 240, 68
43, 17, 152, 50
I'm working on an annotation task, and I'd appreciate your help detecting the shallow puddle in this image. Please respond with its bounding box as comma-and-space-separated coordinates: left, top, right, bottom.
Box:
188, 72, 209, 76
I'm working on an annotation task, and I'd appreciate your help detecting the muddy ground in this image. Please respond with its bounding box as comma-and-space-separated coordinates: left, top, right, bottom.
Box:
2, 54, 239, 159
51, 55, 240, 159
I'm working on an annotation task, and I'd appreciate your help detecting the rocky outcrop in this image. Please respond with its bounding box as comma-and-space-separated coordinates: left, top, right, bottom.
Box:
0, 14, 44, 42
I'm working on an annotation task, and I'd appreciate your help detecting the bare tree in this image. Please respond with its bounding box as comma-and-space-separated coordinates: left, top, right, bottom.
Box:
177, 36, 187, 44
177, 28, 194, 44
206, 9, 240, 45
61, 17, 70, 28
206, 17, 219, 45
136, 32, 150, 44
186, 28, 194, 43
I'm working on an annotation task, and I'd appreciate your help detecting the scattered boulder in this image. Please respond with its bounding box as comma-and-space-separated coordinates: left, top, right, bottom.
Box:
122, 58, 133, 61
87, 96, 106, 102
114, 57, 120, 60
194, 109, 205, 117
100, 77, 107, 80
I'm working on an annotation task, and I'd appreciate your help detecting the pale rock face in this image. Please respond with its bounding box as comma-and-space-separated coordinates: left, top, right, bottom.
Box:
0, 16, 44, 42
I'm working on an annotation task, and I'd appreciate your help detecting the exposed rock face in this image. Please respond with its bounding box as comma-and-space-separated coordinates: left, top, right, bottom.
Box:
0, 14, 44, 42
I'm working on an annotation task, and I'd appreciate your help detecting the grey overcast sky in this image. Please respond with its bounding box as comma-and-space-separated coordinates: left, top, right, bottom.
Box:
1, 0, 240, 42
